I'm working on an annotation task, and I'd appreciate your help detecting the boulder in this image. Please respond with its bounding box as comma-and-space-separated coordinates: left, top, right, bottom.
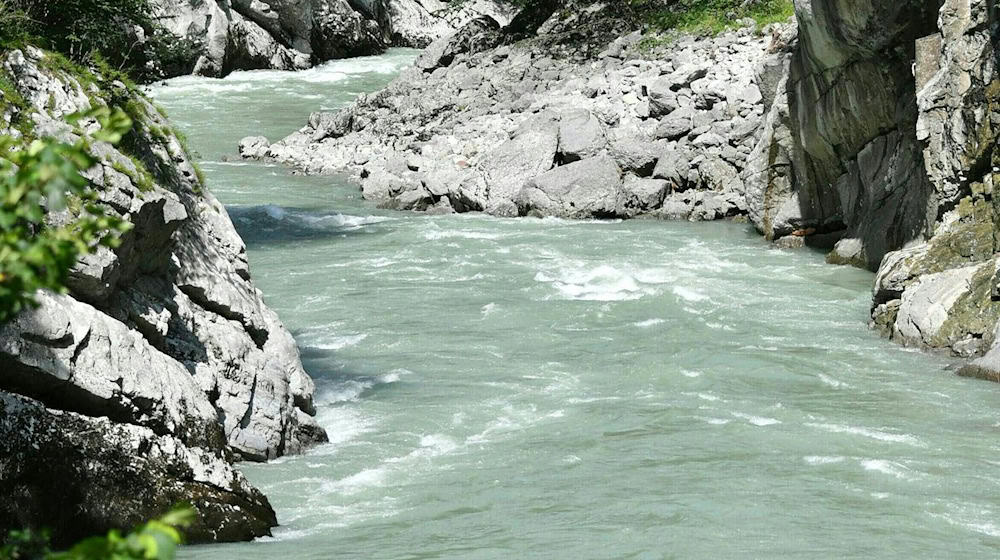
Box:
516, 155, 622, 218
557, 109, 606, 163
478, 111, 559, 215
239, 135, 271, 159
616, 176, 668, 217
0, 392, 276, 547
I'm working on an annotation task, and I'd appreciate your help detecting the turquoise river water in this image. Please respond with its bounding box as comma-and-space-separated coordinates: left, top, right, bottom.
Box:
151, 50, 1000, 559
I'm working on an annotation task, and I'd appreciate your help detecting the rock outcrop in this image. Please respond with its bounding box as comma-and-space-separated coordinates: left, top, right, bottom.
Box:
749, 0, 999, 371
0, 47, 326, 544
155, 0, 516, 77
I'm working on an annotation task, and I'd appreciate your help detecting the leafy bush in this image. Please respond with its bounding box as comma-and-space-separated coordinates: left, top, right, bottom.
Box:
0, 506, 195, 560
0, 107, 133, 323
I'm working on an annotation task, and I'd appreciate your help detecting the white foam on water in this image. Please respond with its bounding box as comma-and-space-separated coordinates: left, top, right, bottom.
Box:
805, 423, 925, 447
673, 286, 710, 302
633, 268, 675, 283
930, 509, 1000, 537
535, 264, 657, 301
696, 393, 720, 402
152, 51, 417, 98
536, 216, 623, 226
731, 412, 781, 426
566, 396, 622, 404
803, 455, 846, 465
311, 333, 368, 351
681, 369, 702, 378
323, 467, 390, 495
313, 407, 375, 448
264, 204, 286, 220
861, 459, 915, 480
316, 370, 403, 404
481, 302, 497, 317
423, 225, 503, 241
303, 213, 393, 229
464, 403, 561, 445
818, 373, 850, 388
633, 318, 665, 328
702, 417, 731, 425
396, 434, 459, 460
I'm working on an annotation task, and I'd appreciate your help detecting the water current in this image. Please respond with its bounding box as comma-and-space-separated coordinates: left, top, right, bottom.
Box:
151, 49, 1000, 559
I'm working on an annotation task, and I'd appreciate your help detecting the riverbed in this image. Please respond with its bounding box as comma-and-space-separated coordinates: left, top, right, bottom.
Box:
151, 49, 1000, 559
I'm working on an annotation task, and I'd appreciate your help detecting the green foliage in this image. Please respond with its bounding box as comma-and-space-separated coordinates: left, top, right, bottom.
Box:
634, 0, 794, 35
0, 0, 201, 83
1, 506, 196, 560
0, 74, 32, 138
0, 529, 52, 559
0, 107, 133, 323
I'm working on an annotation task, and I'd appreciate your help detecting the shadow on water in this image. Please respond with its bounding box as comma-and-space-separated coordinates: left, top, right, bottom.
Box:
294, 339, 402, 403
227, 204, 392, 247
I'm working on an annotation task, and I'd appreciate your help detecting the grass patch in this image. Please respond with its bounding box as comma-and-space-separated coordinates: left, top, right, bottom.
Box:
0, 73, 33, 138
111, 156, 155, 192
635, 0, 794, 35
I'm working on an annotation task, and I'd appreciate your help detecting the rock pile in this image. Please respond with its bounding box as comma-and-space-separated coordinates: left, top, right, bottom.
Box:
251, 12, 795, 222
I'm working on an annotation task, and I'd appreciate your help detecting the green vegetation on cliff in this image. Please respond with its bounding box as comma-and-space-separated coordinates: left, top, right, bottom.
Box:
0, 107, 132, 322
633, 0, 794, 34
0, 0, 199, 83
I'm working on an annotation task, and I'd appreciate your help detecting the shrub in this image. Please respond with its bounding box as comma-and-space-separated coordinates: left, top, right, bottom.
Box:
0, 506, 195, 560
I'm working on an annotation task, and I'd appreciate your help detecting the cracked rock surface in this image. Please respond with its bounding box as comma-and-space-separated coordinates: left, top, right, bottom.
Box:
0, 47, 327, 543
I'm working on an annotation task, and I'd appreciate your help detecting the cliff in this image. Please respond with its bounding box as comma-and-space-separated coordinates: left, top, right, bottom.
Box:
155, 0, 517, 77
0, 47, 326, 544
249, 0, 1000, 374
749, 0, 1000, 372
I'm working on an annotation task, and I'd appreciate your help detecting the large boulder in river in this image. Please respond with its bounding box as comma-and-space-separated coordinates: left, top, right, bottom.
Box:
477, 111, 559, 216
516, 155, 622, 219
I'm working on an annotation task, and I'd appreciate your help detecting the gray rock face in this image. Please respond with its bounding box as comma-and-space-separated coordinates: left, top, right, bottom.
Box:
516, 155, 622, 218
0, 392, 276, 546
154, 0, 512, 77
746, 0, 941, 264
262, 8, 783, 222
387, 0, 515, 48
0, 49, 326, 541
754, 0, 1000, 372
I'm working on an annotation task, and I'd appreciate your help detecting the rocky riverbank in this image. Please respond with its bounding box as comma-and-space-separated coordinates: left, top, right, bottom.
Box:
0, 48, 326, 544
245, 0, 1000, 376
155, 0, 516, 77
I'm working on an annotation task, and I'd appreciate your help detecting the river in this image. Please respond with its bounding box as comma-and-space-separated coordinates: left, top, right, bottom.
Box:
150, 49, 1000, 559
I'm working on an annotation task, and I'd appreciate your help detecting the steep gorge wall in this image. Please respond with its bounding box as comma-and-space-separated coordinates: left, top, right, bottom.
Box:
0, 48, 326, 544
750, 0, 1000, 370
